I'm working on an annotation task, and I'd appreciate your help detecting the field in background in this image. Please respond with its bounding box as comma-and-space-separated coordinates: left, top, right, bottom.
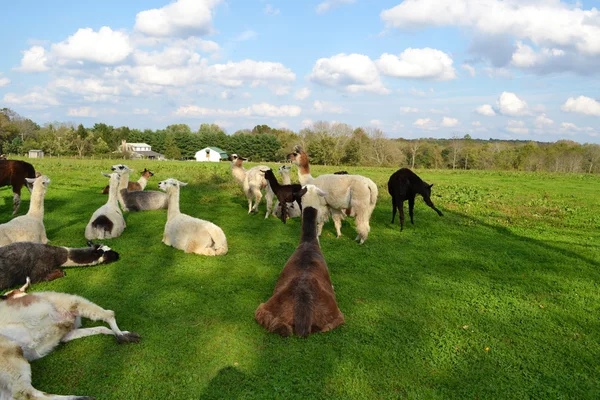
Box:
1, 157, 599, 399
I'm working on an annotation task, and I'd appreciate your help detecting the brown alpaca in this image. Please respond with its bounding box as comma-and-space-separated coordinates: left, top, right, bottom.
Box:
0, 160, 36, 215
102, 168, 153, 194
255, 206, 344, 337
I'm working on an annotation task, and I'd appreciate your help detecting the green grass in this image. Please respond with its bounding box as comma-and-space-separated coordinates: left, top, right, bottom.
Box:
2, 158, 599, 399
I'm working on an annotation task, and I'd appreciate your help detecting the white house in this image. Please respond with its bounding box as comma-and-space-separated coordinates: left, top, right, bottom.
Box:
121, 140, 165, 160
195, 147, 228, 162
28, 149, 44, 158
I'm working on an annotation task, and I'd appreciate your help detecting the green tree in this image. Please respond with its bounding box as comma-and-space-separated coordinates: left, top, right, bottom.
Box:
164, 134, 182, 160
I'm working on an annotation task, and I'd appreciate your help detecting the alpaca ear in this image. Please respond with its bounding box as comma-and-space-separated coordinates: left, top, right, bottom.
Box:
317, 188, 328, 197
102, 172, 111, 177
179, 181, 188, 186
297, 187, 308, 197
25, 178, 36, 184
429, 184, 434, 188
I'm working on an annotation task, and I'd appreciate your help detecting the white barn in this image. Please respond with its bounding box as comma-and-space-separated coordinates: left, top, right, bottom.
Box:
195, 147, 228, 162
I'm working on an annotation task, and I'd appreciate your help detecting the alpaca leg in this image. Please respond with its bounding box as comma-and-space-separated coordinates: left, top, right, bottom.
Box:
408, 196, 415, 225
331, 209, 345, 238
264, 188, 274, 219
399, 201, 405, 231
390, 196, 397, 223
12, 192, 20, 216
424, 197, 444, 216
354, 208, 371, 244
252, 188, 263, 213
44, 269, 66, 282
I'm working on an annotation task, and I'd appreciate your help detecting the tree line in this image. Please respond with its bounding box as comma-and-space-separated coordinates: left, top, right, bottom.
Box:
1, 108, 599, 173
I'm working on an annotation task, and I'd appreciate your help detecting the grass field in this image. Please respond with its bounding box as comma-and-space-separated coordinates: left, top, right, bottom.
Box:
1, 157, 599, 399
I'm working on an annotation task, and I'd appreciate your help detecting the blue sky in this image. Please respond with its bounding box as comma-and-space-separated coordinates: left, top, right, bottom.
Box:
1, 0, 599, 143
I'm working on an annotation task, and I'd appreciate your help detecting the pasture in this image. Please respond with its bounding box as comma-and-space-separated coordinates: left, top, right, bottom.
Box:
1, 157, 599, 399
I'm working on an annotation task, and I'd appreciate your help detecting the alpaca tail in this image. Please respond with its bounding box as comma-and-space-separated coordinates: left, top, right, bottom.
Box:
91, 215, 113, 235
209, 225, 228, 256
294, 277, 314, 338
368, 179, 379, 207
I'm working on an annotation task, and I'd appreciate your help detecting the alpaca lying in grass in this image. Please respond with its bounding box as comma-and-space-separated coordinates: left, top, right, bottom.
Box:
0, 159, 36, 216
255, 187, 344, 337
272, 165, 302, 221
0, 279, 140, 400
0, 241, 119, 290
0, 175, 50, 246
102, 167, 153, 194
159, 178, 228, 256
229, 154, 274, 218
289, 145, 378, 244
261, 168, 304, 224
113, 164, 168, 212
388, 168, 443, 230
86, 172, 126, 239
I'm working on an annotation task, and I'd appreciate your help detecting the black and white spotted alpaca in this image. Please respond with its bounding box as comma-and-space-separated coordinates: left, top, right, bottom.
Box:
0, 241, 119, 291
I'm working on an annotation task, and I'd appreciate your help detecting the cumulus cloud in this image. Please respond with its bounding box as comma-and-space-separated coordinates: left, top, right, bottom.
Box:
0, 74, 10, 87
441, 117, 459, 127
376, 48, 456, 80
472, 121, 481, 127
413, 118, 438, 130
135, 0, 222, 37
3, 90, 60, 109
461, 63, 475, 77
316, 0, 355, 14
51, 27, 132, 65
14, 46, 49, 72
309, 53, 390, 94
561, 96, 600, 116
301, 118, 314, 127
506, 120, 528, 135
313, 100, 346, 114
68, 107, 98, 117
497, 92, 530, 116
400, 107, 419, 113
534, 114, 554, 128
174, 102, 302, 118
49, 77, 121, 102
294, 88, 311, 100
475, 104, 496, 116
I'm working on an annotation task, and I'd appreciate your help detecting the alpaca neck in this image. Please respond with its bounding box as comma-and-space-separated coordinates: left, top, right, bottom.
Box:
117, 172, 129, 208
231, 163, 247, 184
300, 207, 319, 244
297, 154, 313, 185
166, 187, 181, 220
26, 187, 45, 217
137, 176, 149, 190
61, 248, 103, 267
265, 173, 280, 191
281, 172, 291, 185
107, 177, 119, 207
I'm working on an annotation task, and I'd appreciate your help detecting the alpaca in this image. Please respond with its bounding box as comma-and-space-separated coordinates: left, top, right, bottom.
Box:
0, 159, 36, 215
272, 165, 302, 220
229, 154, 274, 218
86, 172, 126, 239
260, 168, 304, 224
388, 168, 443, 231
0, 279, 140, 400
0, 175, 50, 246
255, 203, 344, 337
0, 241, 119, 290
102, 167, 153, 194
288, 145, 378, 244
159, 178, 228, 256
113, 164, 168, 212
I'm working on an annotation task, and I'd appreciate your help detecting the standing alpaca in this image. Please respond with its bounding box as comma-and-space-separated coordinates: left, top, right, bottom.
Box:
288, 145, 378, 244
86, 172, 126, 239
255, 190, 344, 337
229, 154, 274, 218
272, 165, 302, 220
102, 167, 153, 194
260, 168, 304, 224
113, 164, 168, 212
387, 168, 443, 231
0, 279, 140, 400
0, 159, 36, 215
159, 178, 228, 256
0, 175, 50, 246
0, 241, 119, 290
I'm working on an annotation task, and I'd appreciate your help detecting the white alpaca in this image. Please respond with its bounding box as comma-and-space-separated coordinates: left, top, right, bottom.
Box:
0, 175, 50, 246
289, 146, 378, 244
159, 178, 228, 256
229, 154, 274, 218
0, 279, 140, 400
272, 165, 302, 220
85, 172, 126, 240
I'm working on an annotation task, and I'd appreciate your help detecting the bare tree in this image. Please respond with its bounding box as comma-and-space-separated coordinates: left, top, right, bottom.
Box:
409, 140, 421, 168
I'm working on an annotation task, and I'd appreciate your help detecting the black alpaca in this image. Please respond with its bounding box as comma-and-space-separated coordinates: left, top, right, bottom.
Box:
387, 168, 443, 230
261, 168, 304, 224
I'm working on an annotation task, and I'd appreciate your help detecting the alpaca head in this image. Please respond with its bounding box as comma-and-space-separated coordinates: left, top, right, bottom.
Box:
288, 145, 308, 166
278, 165, 292, 175
25, 175, 50, 194
141, 168, 154, 178
229, 154, 248, 166
111, 164, 134, 175
1, 277, 31, 300
85, 241, 120, 264
158, 178, 188, 193
259, 168, 275, 181
298, 184, 327, 209
102, 171, 121, 184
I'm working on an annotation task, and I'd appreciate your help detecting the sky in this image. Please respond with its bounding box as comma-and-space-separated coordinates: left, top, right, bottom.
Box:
0, 0, 599, 143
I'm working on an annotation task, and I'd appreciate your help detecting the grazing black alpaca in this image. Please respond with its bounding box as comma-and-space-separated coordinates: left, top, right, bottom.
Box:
261, 168, 304, 224
333, 170, 349, 175
387, 168, 443, 230
0, 160, 36, 215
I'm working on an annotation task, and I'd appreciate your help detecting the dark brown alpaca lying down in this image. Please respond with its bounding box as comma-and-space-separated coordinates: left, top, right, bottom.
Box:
255, 206, 344, 337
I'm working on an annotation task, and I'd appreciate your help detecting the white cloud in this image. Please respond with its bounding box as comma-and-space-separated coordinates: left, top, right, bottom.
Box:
400, 107, 419, 113
380, 0, 600, 56
309, 53, 390, 94
133, 108, 150, 115
214, 119, 232, 128
370, 119, 383, 126
67, 106, 98, 117
461, 63, 475, 77
475, 104, 496, 116
49, 77, 121, 102
413, 118, 438, 130
135, 0, 222, 37
301, 118, 314, 127
0, 74, 10, 87
441, 117, 459, 127
51, 27, 132, 65
294, 88, 311, 100
316, 0, 355, 14
534, 114, 554, 128
497, 92, 530, 116
3, 90, 60, 109
271, 85, 291, 96
132, 38, 219, 68
174, 103, 302, 118
506, 120, 529, 135
236, 30, 258, 41
264, 4, 280, 16
484, 67, 513, 79
14, 46, 49, 72
376, 48, 456, 80
472, 121, 481, 127
561, 96, 600, 116
313, 100, 346, 114
220, 90, 233, 100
